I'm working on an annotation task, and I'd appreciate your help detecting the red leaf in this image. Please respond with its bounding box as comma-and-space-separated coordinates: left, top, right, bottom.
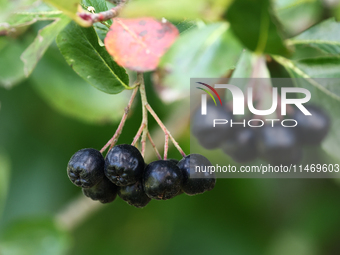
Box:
104, 18, 179, 72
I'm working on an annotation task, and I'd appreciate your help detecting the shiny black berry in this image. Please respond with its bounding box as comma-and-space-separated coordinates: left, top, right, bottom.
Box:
143, 160, 183, 200
118, 180, 151, 208
167, 159, 179, 165
67, 148, 105, 188
222, 127, 258, 163
177, 154, 216, 196
293, 105, 330, 145
257, 125, 302, 165
104, 144, 144, 186
192, 102, 234, 149
82, 177, 118, 204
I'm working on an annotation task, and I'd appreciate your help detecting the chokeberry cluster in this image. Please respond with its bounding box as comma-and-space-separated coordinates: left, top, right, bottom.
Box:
67, 144, 216, 208
193, 102, 330, 165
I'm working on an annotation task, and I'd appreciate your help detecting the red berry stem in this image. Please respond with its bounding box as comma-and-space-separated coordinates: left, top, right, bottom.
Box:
164, 133, 169, 160
131, 123, 146, 146
145, 104, 186, 158
147, 132, 162, 160
138, 73, 148, 158
100, 86, 139, 154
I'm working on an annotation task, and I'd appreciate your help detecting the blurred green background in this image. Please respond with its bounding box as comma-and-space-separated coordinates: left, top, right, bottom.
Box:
2, 0, 340, 254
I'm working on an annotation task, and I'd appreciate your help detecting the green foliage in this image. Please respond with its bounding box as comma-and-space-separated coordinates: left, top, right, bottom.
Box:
81, 0, 111, 44
4, 10, 62, 28
288, 18, 340, 55
81, 0, 109, 13
30, 46, 132, 123
42, 0, 90, 27
21, 16, 71, 77
2, 0, 340, 254
226, 0, 290, 56
120, 0, 233, 21
0, 36, 32, 88
274, 0, 322, 36
275, 55, 340, 161
0, 151, 10, 218
56, 22, 130, 94
159, 22, 242, 100
0, 218, 70, 255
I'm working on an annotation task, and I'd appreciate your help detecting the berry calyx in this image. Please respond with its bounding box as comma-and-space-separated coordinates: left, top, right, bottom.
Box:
82, 177, 119, 204
104, 144, 145, 186
67, 148, 105, 188
143, 160, 183, 200
177, 154, 216, 196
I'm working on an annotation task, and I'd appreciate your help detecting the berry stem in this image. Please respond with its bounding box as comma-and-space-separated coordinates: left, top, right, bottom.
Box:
164, 133, 169, 160
145, 104, 186, 158
147, 132, 162, 160
138, 73, 148, 158
131, 123, 146, 146
100, 86, 139, 154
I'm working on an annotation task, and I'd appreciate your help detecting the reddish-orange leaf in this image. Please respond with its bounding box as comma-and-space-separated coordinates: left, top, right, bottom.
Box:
104, 18, 179, 72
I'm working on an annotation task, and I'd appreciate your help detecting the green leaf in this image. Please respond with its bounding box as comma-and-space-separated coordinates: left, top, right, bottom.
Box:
0, 151, 10, 218
81, 0, 111, 45
120, 0, 233, 22
81, 0, 109, 13
226, 0, 290, 56
230, 50, 254, 78
173, 19, 197, 34
274, 0, 322, 36
229, 52, 275, 118
56, 21, 129, 94
21, 15, 71, 77
288, 18, 340, 55
30, 47, 132, 123
43, 0, 91, 27
158, 22, 242, 101
0, 0, 37, 24
0, 35, 33, 88
292, 57, 340, 78
274, 55, 340, 161
5, 11, 63, 28
2, 2, 61, 27
0, 218, 70, 255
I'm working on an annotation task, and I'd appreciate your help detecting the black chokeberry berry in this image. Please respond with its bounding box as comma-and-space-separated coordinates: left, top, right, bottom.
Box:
221, 127, 258, 163
67, 148, 105, 188
257, 125, 302, 165
177, 154, 216, 196
82, 177, 118, 204
192, 102, 234, 149
143, 160, 183, 200
293, 104, 330, 145
118, 180, 151, 208
167, 159, 179, 165
104, 144, 144, 186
